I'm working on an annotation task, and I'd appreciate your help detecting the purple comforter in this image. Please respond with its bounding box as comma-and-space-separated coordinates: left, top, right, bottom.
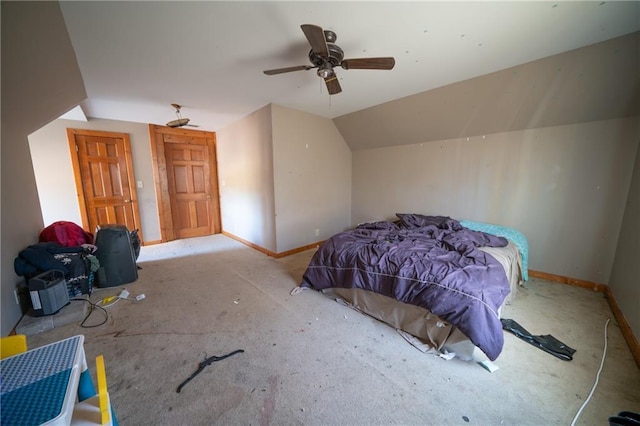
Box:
301, 215, 510, 360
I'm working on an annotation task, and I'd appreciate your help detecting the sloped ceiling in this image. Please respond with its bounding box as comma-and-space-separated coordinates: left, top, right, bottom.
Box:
58, 1, 640, 147
335, 31, 640, 150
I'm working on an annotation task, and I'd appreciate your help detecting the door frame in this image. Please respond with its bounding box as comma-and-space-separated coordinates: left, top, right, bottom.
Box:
67, 128, 143, 241
148, 124, 221, 242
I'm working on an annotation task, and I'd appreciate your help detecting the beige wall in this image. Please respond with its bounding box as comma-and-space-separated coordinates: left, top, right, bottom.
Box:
217, 104, 352, 254
610, 138, 640, 337
1, 2, 87, 335
28, 118, 161, 242
216, 105, 277, 251
272, 105, 351, 252
352, 117, 639, 285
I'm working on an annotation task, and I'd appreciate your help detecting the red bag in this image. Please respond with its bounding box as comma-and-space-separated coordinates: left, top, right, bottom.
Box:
39, 221, 94, 247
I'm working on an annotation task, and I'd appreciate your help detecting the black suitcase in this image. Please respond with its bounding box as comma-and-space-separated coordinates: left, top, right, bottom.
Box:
95, 224, 138, 287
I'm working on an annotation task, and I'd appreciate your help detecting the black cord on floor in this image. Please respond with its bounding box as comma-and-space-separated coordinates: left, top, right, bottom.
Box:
70, 297, 109, 328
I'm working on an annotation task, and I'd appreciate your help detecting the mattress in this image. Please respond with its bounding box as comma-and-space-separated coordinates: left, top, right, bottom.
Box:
295, 215, 524, 361
318, 242, 522, 361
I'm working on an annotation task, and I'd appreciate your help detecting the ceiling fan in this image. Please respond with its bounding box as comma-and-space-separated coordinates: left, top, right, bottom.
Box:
263, 24, 395, 95
166, 104, 198, 128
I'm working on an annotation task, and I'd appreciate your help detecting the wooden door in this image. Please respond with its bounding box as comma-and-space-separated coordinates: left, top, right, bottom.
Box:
68, 129, 143, 241
165, 137, 213, 238
149, 125, 221, 242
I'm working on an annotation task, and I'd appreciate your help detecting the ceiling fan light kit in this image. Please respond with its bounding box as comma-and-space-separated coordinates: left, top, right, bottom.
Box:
263, 24, 395, 95
317, 63, 333, 79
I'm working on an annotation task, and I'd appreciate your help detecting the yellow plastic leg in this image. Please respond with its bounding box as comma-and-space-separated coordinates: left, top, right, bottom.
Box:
0, 334, 28, 359
96, 355, 110, 425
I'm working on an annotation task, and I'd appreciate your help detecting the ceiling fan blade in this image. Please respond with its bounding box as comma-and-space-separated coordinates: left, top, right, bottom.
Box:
324, 75, 342, 95
301, 24, 328, 57
341, 57, 396, 70
263, 65, 312, 75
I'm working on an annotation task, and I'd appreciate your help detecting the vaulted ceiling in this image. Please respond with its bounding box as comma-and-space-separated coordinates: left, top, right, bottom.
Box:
59, 1, 639, 135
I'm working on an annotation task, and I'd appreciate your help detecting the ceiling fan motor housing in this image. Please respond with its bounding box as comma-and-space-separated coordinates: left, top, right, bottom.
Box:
308, 43, 344, 67
167, 118, 190, 128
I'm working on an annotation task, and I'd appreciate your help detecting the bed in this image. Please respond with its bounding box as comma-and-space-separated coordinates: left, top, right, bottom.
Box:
295, 214, 525, 362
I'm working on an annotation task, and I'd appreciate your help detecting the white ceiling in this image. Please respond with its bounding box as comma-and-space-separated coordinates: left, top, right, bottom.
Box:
59, 1, 640, 132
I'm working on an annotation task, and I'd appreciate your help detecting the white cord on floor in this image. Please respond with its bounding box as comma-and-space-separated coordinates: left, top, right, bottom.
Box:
570, 318, 610, 426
